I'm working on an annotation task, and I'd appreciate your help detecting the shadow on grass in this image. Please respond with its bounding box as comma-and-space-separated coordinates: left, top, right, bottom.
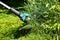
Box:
13, 28, 31, 39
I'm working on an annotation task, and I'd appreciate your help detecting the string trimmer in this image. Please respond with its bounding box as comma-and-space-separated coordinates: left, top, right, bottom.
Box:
0, 1, 31, 30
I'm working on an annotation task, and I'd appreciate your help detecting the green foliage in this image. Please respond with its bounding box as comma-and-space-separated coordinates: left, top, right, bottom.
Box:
24, 0, 59, 39
0, 0, 60, 40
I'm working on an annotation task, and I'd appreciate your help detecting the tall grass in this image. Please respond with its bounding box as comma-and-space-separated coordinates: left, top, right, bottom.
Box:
0, 0, 60, 40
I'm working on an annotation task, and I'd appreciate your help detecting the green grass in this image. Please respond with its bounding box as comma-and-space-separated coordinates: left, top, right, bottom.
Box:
0, 9, 24, 40
0, 0, 60, 40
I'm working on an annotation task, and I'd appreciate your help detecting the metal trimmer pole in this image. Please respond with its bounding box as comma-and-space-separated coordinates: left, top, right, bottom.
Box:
0, 1, 20, 16
0, 1, 30, 22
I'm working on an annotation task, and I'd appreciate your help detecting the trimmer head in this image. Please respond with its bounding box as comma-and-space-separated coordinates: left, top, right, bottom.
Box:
20, 13, 31, 22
